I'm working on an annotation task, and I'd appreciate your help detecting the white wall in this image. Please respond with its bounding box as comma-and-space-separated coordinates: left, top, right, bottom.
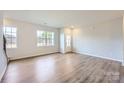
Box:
4, 18, 59, 60
73, 17, 123, 62
0, 13, 7, 81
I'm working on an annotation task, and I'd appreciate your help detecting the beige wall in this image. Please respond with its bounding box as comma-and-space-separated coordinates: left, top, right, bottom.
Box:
4, 18, 60, 60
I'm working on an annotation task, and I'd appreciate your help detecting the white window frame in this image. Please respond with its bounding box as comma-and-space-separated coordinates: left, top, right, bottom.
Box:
3, 26, 17, 49
37, 30, 55, 47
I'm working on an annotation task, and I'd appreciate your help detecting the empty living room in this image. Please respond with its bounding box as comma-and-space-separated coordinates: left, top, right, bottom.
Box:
1, 10, 124, 83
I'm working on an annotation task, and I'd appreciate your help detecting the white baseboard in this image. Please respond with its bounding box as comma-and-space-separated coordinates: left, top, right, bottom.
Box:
73, 51, 123, 63
121, 62, 124, 66
9, 51, 59, 61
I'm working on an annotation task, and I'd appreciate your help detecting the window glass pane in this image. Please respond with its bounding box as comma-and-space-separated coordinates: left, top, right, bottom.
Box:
37, 31, 40, 37
47, 32, 51, 39
37, 30, 55, 46
12, 28, 16, 33
3, 27, 6, 34
5, 31, 11, 37
44, 38, 46, 46
6, 38, 11, 45
37, 31, 46, 46
37, 31, 40, 46
66, 35, 71, 47
47, 32, 54, 46
51, 32, 54, 39
12, 32, 16, 37
12, 37, 16, 43
12, 44, 16, 48
47, 38, 50, 46
52, 39, 54, 46
4, 27, 17, 48
6, 27, 11, 32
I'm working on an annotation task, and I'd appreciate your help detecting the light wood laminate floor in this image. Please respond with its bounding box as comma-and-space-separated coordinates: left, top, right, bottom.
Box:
1, 53, 123, 83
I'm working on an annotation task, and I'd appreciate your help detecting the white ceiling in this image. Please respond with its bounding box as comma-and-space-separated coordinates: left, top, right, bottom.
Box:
3, 10, 124, 28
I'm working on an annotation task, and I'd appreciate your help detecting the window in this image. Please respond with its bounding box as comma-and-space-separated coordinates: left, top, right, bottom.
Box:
3, 27, 17, 48
37, 30, 54, 46
66, 35, 71, 47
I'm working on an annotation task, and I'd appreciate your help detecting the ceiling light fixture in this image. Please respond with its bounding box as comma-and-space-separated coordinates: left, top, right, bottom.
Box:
70, 25, 74, 30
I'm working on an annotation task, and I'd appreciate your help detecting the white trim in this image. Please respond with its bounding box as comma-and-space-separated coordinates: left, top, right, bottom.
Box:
9, 51, 59, 61
73, 51, 123, 63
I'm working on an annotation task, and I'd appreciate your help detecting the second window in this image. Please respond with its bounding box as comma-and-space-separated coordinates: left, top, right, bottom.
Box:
37, 30, 54, 46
